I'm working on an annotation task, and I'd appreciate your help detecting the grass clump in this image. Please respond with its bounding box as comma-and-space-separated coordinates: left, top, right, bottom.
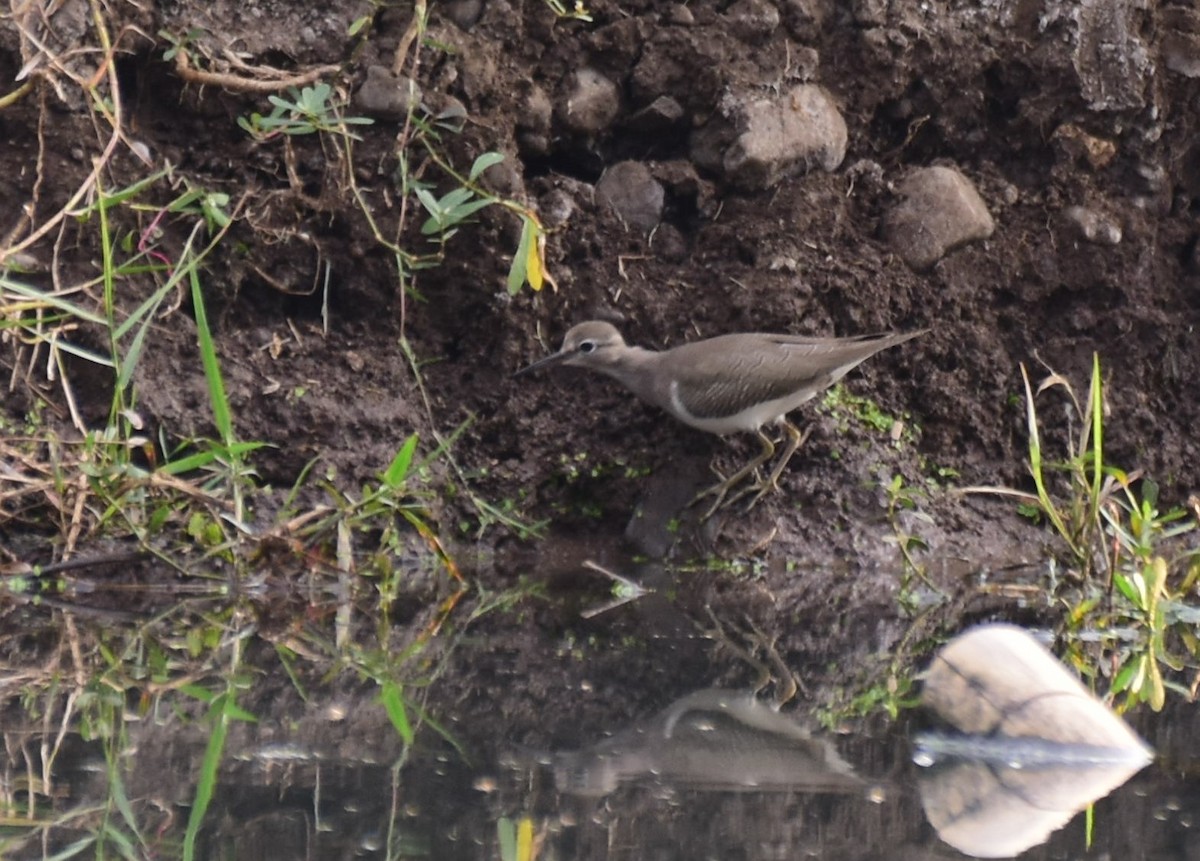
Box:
1, 8, 545, 849
969, 355, 1200, 711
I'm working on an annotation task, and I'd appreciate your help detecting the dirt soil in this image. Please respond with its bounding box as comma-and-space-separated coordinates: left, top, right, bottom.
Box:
3, 1, 1200, 728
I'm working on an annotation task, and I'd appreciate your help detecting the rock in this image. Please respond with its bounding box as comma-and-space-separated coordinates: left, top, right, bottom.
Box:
626, 96, 686, 134
1073, 0, 1152, 111
561, 68, 621, 135
481, 155, 525, 200
538, 188, 576, 228
710, 85, 847, 190
440, 0, 483, 30
1063, 206, 1122, 245
595, 161, 665, 231
780, 0, 828, 40
1162, 5, 1200, 77
666, 4, 694, 25
354, 66, 421, 120
884, 166, 995, 270
518, 85, 554, 155
724, 0, 781, 42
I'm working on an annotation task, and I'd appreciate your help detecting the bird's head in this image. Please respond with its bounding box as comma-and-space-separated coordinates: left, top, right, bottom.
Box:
515, 321, 628, 375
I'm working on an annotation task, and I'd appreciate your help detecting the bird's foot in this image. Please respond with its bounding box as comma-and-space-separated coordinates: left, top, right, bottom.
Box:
690, 475, 735, 520
700, 608, 802, 708
690, 465, 768, 519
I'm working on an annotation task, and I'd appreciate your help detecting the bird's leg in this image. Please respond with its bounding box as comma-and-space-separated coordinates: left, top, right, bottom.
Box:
740, 421, 812, 512
690, 430, 776, 519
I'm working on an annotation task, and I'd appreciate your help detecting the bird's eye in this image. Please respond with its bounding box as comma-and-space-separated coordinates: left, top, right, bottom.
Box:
578, 340, 597, 354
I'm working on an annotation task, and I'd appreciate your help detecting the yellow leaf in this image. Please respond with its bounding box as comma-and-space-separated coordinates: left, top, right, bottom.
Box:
517, 817, 535, 861
525, 221, 543, 291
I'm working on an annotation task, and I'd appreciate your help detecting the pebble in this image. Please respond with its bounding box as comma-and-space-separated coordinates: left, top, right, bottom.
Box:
517, 85, 554, 155
561, 68, 621, 135
666, 4, 694, 25
625, 96, 685, 134
595, 161, 665, 231
481, 154, 525, 199
717, 85, 847, 190
1163, 6, 1200, 77
1063, 206, 1122, 245
354, 66, 421, 120
441, 0, 483, 30
883, 166, 995, 270
724, 0, 781, 42
538, 189, 576, 228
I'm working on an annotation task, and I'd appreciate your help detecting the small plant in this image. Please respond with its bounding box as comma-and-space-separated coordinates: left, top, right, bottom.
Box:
410, 149, 553, 295
968, 355, 1200, 711
820, 384, 916, 444
238, 82, 375, 140
881, 473, 941, 611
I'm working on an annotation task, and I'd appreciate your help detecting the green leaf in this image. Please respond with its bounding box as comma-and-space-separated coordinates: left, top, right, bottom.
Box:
498, 818, 517, 861
380, 680, 414, 745
384, 434, 419, 488
469, 151, 506, 181
508, 216, 536, 294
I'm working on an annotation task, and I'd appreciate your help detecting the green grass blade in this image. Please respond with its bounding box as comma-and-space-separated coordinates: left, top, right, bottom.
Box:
1088, 351, 1104, 509
42, 836, 99, 861
1022, 364, 1073, 548
0, 277, 109, 325
189, 265, 233, 444
183, 692, 233, 861
107, 755, 145, 852
48, 338, 117, 368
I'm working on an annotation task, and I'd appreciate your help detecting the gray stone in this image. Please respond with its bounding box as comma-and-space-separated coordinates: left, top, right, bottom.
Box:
626, 96, 686, 134
1073, 0, 1152, 111
725, 0, 781, 42
517, 85, 554, 155
538, 189, 576, 229
561, 68, 621, 135
884, 166, 994, 270
354, 66, 422, 120
666, 4, 694, 25
1163, 6, 1200, 77
1063, 206, 1122, 245
718, 85, 847, 190
481, 155, 525, 200
596, 161, 665, 231
441, 0, 483, 30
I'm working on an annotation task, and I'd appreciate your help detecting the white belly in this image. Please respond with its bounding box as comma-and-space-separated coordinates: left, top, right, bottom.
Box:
667, 382, 816, 435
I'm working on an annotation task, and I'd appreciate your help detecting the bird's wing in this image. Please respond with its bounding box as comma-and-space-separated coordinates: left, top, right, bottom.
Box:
667, 332, 922, 421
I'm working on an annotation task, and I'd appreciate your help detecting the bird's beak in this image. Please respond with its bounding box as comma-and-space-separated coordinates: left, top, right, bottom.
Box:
514, 350, 570, 377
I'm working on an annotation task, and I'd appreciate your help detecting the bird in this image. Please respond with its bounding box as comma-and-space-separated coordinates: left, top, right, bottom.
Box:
516, 320, 926, 517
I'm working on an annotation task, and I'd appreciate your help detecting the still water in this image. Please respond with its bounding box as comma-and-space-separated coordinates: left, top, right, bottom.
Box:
0, 552, 1193, 860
